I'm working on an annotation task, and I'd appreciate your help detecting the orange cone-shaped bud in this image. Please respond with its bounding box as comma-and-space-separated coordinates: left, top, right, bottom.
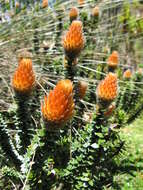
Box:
107, 51, 119, 68
69, 7, 79, 22
15, 2, 20, 8
97, 73, 118, 102
78, 0, 84, 5
12, 58, 35, 95
137, 68, 143, 75
92, 6, 99, 17
62, 21, 84, 61
78, 81, 88, 99
41, 80, 74, 129
123, 69, 132, 79
42, 0, 48, 8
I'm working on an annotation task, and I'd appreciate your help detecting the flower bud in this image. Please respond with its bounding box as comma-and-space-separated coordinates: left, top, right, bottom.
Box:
97, 73, 118, 104
123, 69, 132, 79
62, 21, 84, 61
41, 80, 74, 130
69, 7, 79, 22
12, 58, 35, 95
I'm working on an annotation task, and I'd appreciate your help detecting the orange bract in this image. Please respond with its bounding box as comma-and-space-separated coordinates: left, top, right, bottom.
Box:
97, 73, 118, 101
69, 7, 79, 22
42, 0, 48, 8
107, 51, 119, 68
12, 58, 35, 95
123, 69, 132, 79
63, 21, 84, 61
41, 80, 74, 127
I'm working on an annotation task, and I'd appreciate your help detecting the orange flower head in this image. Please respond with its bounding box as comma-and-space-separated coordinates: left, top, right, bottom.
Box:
107, 51, 119, 68
104, 103, 115, 117
97, 73, 118, 102
42, 0, 48, 8
137, 68, 142, 75
41, 79, 74, 129
69, 7, 79, 22
123, 69, 132, 79
12, 58, 35, 95
78, 0, 84, 5
92, 6, 99, 17
63, 20, 84, 61
78, 81, 88, 99
15, 2, 20, 8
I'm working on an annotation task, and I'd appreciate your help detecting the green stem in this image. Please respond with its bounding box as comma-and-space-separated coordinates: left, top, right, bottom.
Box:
0, 112, 22, 169
16, 96, 34, 154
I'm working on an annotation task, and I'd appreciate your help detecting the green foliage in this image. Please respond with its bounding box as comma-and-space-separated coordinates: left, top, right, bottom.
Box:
60, 114, 124, 190
106, 117, 143, 190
